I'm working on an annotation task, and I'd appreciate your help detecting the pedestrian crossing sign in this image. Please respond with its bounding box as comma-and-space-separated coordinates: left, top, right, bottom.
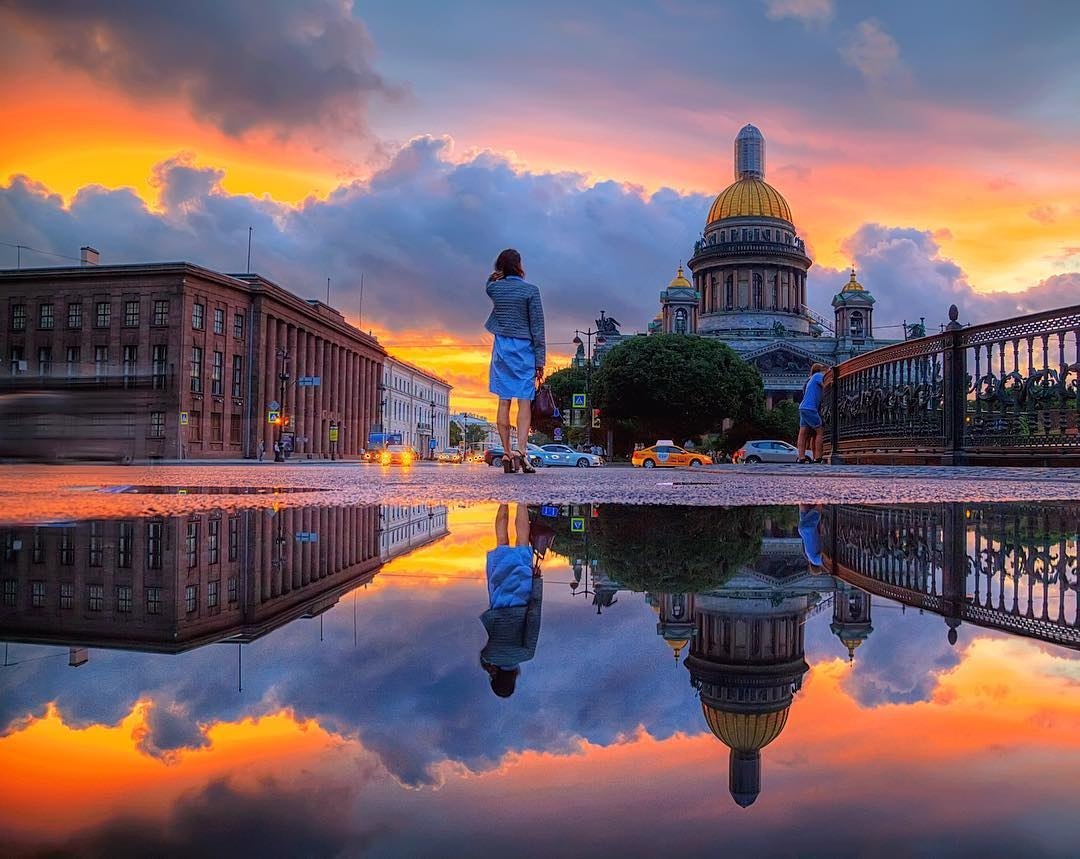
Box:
179, 411, 189, 426
268, 410, 280, 424
571, 517, 585, 533
572, 393, 587, 408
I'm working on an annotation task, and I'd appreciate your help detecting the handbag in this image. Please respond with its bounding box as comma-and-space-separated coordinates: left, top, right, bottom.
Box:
531, 384, 557, 423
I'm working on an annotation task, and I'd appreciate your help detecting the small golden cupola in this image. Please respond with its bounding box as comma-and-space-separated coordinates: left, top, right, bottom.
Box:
841, 266, 865, 292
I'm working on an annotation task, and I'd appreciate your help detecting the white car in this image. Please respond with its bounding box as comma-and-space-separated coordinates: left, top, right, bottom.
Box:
534, 444, 604, 468
736, 440, 800, 463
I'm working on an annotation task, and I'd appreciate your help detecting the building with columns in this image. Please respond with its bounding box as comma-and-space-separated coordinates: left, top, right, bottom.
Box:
650, 124, 898, 406
0, 260, 385, 459
379, 357, 452, 456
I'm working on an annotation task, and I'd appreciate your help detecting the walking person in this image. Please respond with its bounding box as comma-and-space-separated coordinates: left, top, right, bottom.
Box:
485, 248, 545, 474
257, 440, 265, 462
797, 362, 827, 463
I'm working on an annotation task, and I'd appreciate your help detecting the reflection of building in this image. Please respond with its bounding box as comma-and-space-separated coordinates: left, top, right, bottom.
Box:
650, 124, 897, 407
0, 258, 386, 458
0, 503, 448, 654
380, 356, 452, 455
379, 504, 450, 559
830, 582, 874, 663
649, 591, 695, 661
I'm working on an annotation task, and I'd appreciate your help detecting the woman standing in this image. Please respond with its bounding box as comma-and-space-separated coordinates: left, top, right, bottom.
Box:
797, 362, 827, 463
485, 248, 546, 473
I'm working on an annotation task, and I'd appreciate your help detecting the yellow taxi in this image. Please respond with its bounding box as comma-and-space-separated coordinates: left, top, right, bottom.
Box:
632, 442, 712, 469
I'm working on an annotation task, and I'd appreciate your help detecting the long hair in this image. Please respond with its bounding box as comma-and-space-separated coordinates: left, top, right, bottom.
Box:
489, 248, 524, 282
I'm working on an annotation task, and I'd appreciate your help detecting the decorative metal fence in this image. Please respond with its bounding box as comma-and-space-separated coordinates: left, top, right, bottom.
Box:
822, 502, 1080, 651
822, 304, 1080, 464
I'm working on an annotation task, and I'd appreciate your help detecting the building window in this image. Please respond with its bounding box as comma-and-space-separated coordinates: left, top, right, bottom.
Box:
31, 580, 46, 607
39, 303, 54, 330
88, 584, 104, 611
88, 521, 104, 567
95, 301, 111, 328
232, 355, 243, 397
213, 308, 225, 335
152, 344, 168, 388
153, 299, 169, 326
59, 528, 74, 565
228, 576, 239, 603
674, 308, 688, 334
146, 521, 162, 569
208, 580, 219, 609
190, 346, 203, 392
146, 586, 162, 614
4, 533, 18, 562
67, 302, 82, 329
38, 346, 52, 376
121, 300, 139, 327
60, 582, 73, 609
2, 579, 16, 606
850, 311, 865, 338
208, 517, 220, 564
9, 346, 25, 374
66, 346, 81, 378
186, 520, 199, 567
211, 351, 223, 395
11, 304, 26, 331
192, 302, 205, 330
725, 274, 734, 310
229, 414, 241, 445
118, 522, 133, 568
94, 346, 109, 381
117, 585, 132, 613
234, 312, 245, 339
752, 273, 763, 308
122, 345, 137, 384
150, 410, 165, 438
189, 409, 202, 441
32, 528, 44, 563
185, 584, 197, 613
210, 412, 223, 443
228, 515, 240, 561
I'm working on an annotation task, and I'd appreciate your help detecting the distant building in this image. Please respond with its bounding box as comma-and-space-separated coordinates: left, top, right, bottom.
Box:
0, 257, 385, 459
378, 356, 452, 455
651, 124, 898, 407
450, 412, 517, 452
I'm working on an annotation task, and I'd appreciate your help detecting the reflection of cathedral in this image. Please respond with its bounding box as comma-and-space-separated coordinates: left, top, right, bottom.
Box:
650, 124, 897, 406
0, 504, 449, 655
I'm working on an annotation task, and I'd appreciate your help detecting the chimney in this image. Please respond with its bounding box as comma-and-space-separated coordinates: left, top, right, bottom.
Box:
80, 246, 99, 266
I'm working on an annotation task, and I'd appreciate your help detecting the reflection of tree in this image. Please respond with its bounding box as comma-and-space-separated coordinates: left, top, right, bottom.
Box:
549, 505, 773, 593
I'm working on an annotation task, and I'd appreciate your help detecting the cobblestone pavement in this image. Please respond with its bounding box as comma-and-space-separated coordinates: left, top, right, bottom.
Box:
1, 461, 1078, 523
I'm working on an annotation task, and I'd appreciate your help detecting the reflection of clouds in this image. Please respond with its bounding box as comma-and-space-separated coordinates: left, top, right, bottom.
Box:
134, 701, 210, 762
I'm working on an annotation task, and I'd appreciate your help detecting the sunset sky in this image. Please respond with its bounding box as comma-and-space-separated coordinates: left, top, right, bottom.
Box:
2, 1, 1080, 415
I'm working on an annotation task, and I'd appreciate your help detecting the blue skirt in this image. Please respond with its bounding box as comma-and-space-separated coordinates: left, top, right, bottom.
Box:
489, 335, 536, 400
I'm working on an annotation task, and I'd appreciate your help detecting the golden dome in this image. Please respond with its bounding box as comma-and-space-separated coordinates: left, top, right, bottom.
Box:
842, 267, 865, 292
702, 704, 790, 751
664, 635, 690, 659
668, 265, 692, 289
707, 178, 792, 224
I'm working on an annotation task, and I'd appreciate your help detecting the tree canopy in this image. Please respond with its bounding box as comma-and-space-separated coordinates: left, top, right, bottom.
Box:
594, 335, 764, 441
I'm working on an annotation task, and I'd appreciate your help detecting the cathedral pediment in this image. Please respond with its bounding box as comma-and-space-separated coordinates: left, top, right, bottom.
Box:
744, 343, 822, 375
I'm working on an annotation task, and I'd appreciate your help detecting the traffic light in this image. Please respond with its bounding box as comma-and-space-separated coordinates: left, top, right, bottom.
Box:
592, 408, 601, 428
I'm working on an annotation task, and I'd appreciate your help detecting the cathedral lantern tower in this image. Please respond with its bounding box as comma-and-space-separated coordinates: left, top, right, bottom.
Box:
652, 592, 696, 660
658, 266, 699, 334
688, 124, 813, 338
832, 267, 876, 356
830, 582, 874, 663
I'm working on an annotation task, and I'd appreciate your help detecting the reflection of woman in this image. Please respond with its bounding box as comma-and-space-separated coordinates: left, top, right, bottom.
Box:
798, 504, 824, 572
481, 503, 543, 697
485, 248, 546, 474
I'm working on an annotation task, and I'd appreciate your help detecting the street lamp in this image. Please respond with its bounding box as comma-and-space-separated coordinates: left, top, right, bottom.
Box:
274, 348, 290, 462
572, 328, 606, 447
429, 398, 437, 459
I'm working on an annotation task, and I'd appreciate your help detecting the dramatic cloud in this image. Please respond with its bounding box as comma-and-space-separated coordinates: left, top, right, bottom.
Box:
0, 0, 397, 135
133, 701, 210, 762
763, 0, 833, 26
840, 19, 910, 88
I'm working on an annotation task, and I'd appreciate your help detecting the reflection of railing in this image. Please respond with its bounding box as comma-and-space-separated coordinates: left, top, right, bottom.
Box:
823, 303, 1080, 464
822, 503, 1080, 651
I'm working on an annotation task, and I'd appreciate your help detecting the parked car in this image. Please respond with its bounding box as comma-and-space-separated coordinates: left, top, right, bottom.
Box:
378, 444, 414, 466
435, 448, 464, 463
631, 444, 712, 468
735, 440, 799, 463
534, 444, 604, 468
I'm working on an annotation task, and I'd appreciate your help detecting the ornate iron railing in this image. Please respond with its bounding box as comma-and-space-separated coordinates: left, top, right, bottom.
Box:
822, 303, 1080, 464
822, 502, 1080, 651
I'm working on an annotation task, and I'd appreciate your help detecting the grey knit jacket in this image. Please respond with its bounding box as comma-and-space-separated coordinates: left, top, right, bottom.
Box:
484, 276, 546, 368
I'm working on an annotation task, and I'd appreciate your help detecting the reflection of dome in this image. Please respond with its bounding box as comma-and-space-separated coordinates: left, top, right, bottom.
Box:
664, 635, 690, 659
841, 267, 865, 293
707, 178, 792, 224
668, 265, 692, 289
702, 703, 790, 751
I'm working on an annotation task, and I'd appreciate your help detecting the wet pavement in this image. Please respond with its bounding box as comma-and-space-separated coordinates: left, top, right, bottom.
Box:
0, 485, 1078, 858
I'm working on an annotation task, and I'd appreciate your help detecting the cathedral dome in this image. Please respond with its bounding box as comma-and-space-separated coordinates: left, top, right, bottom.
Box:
841, 267, 865, 292
701, 703, 790, 751
707, 178, 793, 224
668, 265, 692, 289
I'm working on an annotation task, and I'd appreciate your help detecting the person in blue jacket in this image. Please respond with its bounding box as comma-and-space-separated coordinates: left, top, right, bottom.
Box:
798, 362, 827, 463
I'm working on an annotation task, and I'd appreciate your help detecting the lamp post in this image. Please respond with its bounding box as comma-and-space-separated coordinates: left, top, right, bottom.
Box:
429, 398, 437, 459
572, 328, 606, 447
274, 348, 290, 462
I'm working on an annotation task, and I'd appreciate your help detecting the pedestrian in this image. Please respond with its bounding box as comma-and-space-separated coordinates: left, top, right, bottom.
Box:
485, 248, 545, 475
798, 362, 828, 463
273, 439, 280, 461
480, 503, 544, 698
257, 440, 265, 462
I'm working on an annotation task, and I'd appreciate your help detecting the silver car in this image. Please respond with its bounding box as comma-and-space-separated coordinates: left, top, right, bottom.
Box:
738, 439, 799, 463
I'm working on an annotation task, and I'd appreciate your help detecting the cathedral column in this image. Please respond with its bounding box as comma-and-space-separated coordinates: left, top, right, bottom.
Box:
263, 314, 277, 452
295, 329, 307, 450
286, 324, 298, 436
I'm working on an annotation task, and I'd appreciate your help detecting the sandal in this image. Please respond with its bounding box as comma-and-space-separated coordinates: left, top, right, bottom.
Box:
502, 453, 518, 474
515, 450, 536, 474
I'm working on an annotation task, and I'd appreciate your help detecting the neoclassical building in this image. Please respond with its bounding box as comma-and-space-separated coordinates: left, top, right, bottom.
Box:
651, 124, 893, 406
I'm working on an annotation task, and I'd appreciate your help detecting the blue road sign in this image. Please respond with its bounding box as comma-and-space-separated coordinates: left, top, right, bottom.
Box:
571, 517, 586, 533
553, 427, 563, 441
295, 532, 319, 543
297, 376, 321, 387
572, 393, 587, 408
540, 504, 560, 518
267, 410, 280, 424
429, 438, 438, 449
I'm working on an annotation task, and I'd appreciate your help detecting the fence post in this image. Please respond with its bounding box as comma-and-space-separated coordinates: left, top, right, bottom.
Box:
941, 305, 966, 465
827, 370, 842, 464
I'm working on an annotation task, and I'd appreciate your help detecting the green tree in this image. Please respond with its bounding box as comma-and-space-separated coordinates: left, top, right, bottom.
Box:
722, 400, 801, 453
594, 335, 763, 442
449, 421, 463, 447
465, 423, 488, 445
